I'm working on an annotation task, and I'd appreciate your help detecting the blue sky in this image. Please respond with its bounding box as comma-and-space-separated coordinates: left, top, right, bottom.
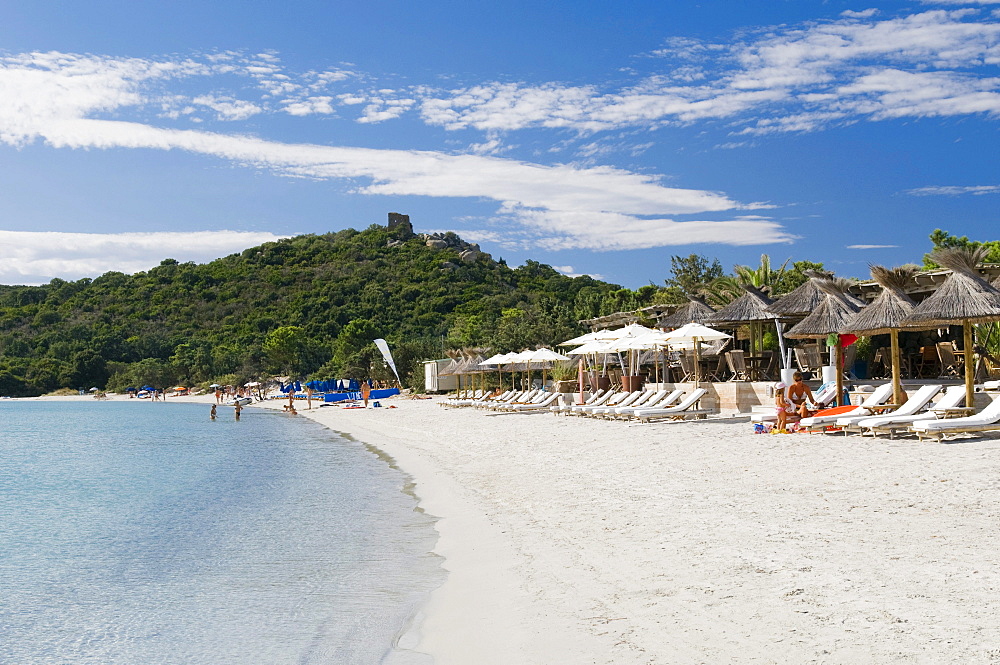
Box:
1, 0, 999, 287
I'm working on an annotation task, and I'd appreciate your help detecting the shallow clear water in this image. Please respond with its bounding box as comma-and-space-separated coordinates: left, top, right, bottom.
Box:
0, 400, 443, 665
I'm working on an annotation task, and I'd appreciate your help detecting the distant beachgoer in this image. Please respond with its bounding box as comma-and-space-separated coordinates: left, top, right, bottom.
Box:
235, 402, 242, 420
361, 381, 371, 407
215, 389, 222, 404
211, 404, 217, 420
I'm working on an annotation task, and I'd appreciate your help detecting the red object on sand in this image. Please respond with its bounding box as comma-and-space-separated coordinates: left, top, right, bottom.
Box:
812, 405, 856, 418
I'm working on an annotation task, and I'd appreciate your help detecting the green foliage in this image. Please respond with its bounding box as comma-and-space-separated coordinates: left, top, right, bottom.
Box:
925, 229, 1000, 267
772, 260, 825, 295
665, 254, 725, 296
733, 254, 791, 294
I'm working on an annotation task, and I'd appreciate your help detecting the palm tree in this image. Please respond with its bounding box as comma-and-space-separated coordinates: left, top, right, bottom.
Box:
733, 254, 791, 295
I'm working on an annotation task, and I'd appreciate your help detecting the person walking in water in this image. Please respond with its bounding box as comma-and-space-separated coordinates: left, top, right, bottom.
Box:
361, 380, 371, 407
234, 402, 242, 420
210, 404, 217, 420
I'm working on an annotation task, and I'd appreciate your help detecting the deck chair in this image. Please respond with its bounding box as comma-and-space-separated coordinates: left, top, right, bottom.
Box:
585, 390, 646, 417
858, 386, 965, 439
836, 384, 942, 434
568, 390, 624, 415
937, 342, 963, 378
799, 383, 895, 432
678, 353, 697, 382
612, 389, 684, 419
489, 389, 539, 411
632, 388, 710, 423
508, 392, 562, 412
911, 396, 1000, 442
726, 350, 750, 381
590, 389, 664, 418
550, 388, 604, 414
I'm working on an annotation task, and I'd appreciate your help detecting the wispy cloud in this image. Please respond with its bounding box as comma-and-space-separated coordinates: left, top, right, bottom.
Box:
0, 50, 795, 254
0, 230, 289, 284
846, 244, 899, 249
906, 184, 1000, 195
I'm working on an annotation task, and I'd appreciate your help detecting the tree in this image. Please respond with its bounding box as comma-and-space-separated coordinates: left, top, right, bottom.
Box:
263, 326, 310, 375
924, 229, 1000, 267
733, 254, 791, 294
665, 254, 725, 296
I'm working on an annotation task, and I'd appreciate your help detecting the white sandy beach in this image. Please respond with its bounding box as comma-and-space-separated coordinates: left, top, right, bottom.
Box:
39, 392, 1000, 663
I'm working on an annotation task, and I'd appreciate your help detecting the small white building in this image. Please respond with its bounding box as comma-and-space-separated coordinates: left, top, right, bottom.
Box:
423, 359, 458, 393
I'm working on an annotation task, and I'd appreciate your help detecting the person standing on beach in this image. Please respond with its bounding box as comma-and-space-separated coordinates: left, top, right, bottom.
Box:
361, 380, 371, 407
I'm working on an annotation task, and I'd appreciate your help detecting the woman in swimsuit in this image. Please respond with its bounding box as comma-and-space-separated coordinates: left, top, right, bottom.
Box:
787, 372, 817, 419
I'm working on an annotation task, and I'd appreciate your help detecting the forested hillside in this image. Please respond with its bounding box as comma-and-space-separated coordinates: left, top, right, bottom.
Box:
0, 223, 649, 396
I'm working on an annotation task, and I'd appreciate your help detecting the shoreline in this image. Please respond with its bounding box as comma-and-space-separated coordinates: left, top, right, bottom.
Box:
25, 392, 1000, 663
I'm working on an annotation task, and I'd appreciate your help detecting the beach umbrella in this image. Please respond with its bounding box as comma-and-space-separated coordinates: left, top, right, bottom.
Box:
902, 247, 1000, 408
706, 284, 783, 367
523, 347, 570, 388
657, 297, 716, 329
558, 329, 621, 346
480, 352, 514, 391
841, 265, 919, 406
244, 381, 261, 387
89, 387, 99, 392
172, 386, 186, 391
663, 323, 731, 384
785, 279, 865, 406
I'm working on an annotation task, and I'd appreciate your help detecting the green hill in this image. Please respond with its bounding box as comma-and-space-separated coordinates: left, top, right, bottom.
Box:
0, 220, 649, 396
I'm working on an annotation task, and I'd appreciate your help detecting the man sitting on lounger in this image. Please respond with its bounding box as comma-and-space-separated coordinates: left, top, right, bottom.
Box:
788, 372, 818, 419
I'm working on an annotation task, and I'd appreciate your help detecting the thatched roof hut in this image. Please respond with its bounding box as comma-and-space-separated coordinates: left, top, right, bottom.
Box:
705, 284, 775, 324
841, 265, 919, 404
785, 279, 865, 339
766, 270, 864, 317
658, 297, 715, 328
842, 266, 918, 336
785, 279, 865, 406
902, 248, 1000, 328
903, 247, 1000, 406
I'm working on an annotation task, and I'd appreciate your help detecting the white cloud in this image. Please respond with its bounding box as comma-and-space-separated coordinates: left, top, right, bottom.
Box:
191, 94, 262, 120
906, 184, 1000, 194
0, 230, 289, 284
846, 244, 899, 249
407, 9, 1000, 135
0, 51, 793, 255
842, 9, 880, 18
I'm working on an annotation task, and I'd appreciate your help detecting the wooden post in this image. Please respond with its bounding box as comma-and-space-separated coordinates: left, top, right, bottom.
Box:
890, 329, 903, 407
835, 342, 844, 407
965, 321, 975, 409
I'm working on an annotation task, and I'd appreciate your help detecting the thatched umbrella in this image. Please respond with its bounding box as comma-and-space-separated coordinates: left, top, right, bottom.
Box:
706, 284, 778, 364
785, 279, 866, 406
658, 297, 716, 328
767, 271, 864, 371
902, 247, 1000, 407
841, 265, 919, 406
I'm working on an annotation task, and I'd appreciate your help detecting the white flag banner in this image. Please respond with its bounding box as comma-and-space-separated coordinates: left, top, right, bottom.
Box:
373, 338, 401, 384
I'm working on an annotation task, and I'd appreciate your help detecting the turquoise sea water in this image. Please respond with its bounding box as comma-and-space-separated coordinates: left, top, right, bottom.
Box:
0, 400, 443, 665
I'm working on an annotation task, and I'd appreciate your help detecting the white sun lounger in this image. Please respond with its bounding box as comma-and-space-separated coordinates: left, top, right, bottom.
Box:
496, 390, 549, 411
632, 388, 709, 423
550, 388, 605, 414
910, 396, 1000, 442
508, 392, 562, 412
836, 384, 942, 434
569, 391, 629, 415
799, 383, 895, 432
855, 386, 966, 439
589, 389, 665, 418
585, 390, 648, 417
612, 389, 685, 419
